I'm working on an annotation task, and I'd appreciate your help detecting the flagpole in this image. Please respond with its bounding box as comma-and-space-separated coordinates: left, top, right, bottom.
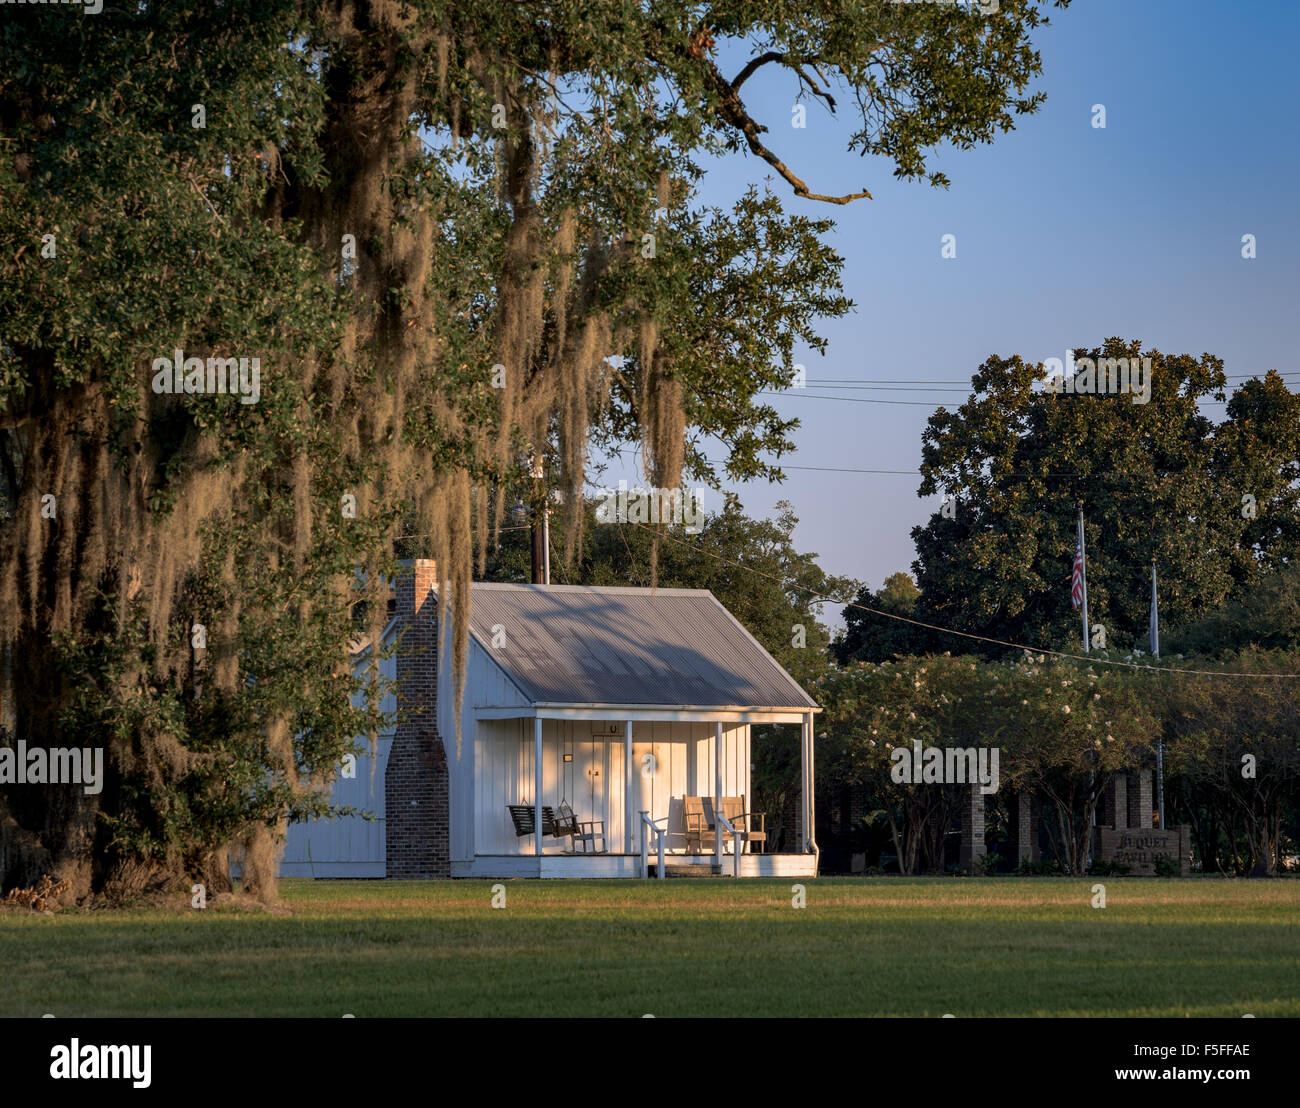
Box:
1078, 503, 1090, 652
1152, 557, 1164, 828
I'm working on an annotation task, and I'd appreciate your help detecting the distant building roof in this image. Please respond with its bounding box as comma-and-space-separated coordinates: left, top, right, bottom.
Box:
458, 583, 818, 711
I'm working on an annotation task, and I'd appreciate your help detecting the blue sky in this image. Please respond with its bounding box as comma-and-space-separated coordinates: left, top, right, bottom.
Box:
604, 0, 1300, 620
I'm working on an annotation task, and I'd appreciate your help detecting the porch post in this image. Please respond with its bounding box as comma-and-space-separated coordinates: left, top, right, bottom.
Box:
534, 715, 543, 857
624, 719, 633, 853
806, 712, 816, 868
714, 721, 723, 871
801, 712, 813, 853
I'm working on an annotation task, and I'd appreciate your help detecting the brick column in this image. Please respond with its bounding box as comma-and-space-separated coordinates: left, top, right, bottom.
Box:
1104, 774, 1128, 830
1016, 792, 1039, 864
1127, 770, 1153, 830
959, 784, 986, 872
850, 785, 866, 828
385, 559, 450, 879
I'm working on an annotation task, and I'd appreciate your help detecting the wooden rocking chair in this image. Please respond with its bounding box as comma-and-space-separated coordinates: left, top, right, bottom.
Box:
683, 796, 716, 854
721, 795, 767, 854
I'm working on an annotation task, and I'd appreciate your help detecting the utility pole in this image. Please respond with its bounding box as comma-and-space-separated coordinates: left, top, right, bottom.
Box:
529, 452, 549, 585
1152, 557, 1164, 828
1076, 502, 1090, 652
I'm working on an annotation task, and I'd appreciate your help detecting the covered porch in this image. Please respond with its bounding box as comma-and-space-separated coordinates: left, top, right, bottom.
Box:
454, 705, 819, 879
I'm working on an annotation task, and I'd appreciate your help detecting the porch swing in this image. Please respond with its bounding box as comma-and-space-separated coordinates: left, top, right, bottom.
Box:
505, 734, 607, 853
506, 729, 564, 840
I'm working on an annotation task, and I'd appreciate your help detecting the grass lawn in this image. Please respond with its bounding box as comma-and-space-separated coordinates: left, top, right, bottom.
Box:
2, 877, 1297, 1017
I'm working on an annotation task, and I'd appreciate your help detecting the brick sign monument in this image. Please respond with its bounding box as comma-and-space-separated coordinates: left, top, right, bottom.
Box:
1094, 771, 1192, 875
1097, 826, 1192, 876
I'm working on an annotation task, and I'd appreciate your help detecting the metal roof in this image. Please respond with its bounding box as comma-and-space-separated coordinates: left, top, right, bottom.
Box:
459, 583, 818, 711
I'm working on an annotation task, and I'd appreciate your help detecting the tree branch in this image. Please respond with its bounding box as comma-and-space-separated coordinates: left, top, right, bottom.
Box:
730, 50, 786, 90
790, 62, 837, 112
704, 57, 870, 204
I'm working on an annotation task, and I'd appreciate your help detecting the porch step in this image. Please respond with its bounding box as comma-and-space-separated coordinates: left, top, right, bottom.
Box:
653, 863, 723, 877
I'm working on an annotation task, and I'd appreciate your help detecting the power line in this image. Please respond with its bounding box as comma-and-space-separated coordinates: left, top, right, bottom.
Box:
798, 384, 973, 393
776, 464, 1299, 484
600, 450, 1296, 487
807, 372, 1300, 385
624, 521, 1300, 681
761, 391, 952, 406
780, 464, 918, 475
766, 389, 1247, 408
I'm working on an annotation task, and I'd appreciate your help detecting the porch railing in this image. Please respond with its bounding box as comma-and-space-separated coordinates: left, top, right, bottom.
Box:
639, 810, 667, 879
716, 811, 742, 877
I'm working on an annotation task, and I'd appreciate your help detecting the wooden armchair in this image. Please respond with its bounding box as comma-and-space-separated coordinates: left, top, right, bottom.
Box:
721, 796, 767, 854
683, 796, 716, 854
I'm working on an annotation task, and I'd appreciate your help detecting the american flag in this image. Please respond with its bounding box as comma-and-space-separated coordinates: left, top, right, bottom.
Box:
1071, 531, 1085, 609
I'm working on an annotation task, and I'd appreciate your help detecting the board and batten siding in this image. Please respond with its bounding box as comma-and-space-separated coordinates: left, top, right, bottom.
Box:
280, 736, 391, 877
439, 630, 533, 864
281, 643, 398, 878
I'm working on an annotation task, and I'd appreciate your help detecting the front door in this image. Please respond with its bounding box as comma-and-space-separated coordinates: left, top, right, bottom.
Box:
575, 737, 608, 842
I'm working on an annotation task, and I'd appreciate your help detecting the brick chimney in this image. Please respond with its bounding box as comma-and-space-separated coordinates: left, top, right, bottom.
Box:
384, 559, 450, 878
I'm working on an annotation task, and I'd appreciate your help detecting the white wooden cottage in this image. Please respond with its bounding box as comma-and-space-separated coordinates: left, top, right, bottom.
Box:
281, 559, 820, 879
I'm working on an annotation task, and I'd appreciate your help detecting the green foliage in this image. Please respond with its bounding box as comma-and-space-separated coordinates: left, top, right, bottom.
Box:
879, 572, 921, 610
834, 575, 944, 664
1168, 565, 1300, 656
1162, 651, 1300, 876
908, 342, 1300, 655
817, 651, 1161, 874
814, 643, 1300, 877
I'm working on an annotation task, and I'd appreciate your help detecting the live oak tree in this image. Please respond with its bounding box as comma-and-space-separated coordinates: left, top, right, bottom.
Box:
1, 0, 1074, 900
